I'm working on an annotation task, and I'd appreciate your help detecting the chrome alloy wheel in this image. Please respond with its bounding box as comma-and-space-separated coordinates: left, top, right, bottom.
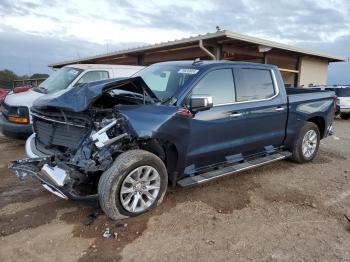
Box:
120, 166, 161, 213
302, 130, 317, 158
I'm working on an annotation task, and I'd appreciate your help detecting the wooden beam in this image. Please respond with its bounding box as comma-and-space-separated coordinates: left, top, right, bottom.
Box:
279, 68, 299, 74
222, 45, 264, 58
144, 47, 206, 64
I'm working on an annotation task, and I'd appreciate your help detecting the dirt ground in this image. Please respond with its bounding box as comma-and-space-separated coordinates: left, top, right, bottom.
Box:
0, 120, 350, 262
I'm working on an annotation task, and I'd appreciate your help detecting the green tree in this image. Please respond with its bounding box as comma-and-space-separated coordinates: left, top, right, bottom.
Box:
0, 70, 18, 89
0, 70, 49, 89
30, 73, 49, 79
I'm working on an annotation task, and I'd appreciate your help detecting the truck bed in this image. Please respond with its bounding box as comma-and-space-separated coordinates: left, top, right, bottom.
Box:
286, 87, 335, 104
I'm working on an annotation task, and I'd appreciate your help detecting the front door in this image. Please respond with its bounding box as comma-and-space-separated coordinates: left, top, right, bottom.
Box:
184, 68, 247, 173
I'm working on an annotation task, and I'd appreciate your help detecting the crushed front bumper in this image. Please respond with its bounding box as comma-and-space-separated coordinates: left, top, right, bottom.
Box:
9, 158, 70, 199
9, 137, 98, 201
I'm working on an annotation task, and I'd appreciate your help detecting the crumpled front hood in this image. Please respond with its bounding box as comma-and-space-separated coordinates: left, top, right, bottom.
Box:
32, 77, 158, 113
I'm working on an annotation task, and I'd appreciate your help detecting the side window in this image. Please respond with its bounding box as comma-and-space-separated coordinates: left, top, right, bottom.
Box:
77, 71, 109, 84
192, 69, 235, 105
234, 69, 275, 102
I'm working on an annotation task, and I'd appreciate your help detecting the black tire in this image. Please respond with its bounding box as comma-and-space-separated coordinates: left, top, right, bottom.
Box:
290, 122, 320, 163
340, 113, 350, 120
98, 149, 168, 220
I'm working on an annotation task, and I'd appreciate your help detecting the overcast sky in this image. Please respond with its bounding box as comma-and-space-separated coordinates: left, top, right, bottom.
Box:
0, 0, 349, 84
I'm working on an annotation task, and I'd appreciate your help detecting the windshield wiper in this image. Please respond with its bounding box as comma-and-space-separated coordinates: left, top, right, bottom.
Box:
33, 86, 48, 94
160, 96, 176, 104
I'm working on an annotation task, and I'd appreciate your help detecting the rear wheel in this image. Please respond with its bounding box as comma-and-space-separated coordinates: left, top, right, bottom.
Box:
98, 150, 168, 220
340, 113, 350, 120
290, 122, 320, 163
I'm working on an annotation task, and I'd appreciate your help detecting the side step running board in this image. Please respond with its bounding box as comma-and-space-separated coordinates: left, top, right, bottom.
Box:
178, 151, 292, 187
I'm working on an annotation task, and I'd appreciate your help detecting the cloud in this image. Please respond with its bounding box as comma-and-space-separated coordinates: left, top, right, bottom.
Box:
0, 0, 349, 83
0, 25, 145, 75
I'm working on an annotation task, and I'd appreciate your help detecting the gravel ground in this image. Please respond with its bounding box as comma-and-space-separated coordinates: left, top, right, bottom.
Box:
0, 120, 349, 262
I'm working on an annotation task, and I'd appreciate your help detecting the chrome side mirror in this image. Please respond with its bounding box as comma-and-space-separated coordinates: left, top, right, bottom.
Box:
189, 94, 213, 112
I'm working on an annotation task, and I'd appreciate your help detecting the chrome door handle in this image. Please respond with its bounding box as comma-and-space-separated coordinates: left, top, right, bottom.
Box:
275, 107, 285, 112
230, 113, 243, 118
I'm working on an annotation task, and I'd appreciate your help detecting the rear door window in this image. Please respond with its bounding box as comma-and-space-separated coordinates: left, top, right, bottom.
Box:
77, 71, 109, 84
191, 69, 235, 105
234, 68, 275, 102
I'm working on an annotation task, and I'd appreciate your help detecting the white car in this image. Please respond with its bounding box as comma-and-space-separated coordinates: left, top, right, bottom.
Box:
323, 86, 350, 119
310, 85, 350, 119
0, 64, 144, 138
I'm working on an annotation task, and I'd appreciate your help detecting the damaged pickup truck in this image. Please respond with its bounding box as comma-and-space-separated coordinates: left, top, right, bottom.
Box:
10, 61, 336, 220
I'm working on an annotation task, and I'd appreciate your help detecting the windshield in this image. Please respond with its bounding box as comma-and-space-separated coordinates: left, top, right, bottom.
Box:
35, 67, 83, 94
134, 64, 198, 101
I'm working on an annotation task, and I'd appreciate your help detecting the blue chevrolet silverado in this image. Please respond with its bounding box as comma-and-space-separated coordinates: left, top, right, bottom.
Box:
10, 61, 336, 220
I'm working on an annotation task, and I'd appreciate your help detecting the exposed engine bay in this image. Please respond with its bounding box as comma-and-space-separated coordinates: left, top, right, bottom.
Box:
9, 77, 166, 200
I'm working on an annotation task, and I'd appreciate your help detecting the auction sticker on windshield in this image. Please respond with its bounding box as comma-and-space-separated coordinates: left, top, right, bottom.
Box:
68, 69, 80, 76
178, 69, 199, 75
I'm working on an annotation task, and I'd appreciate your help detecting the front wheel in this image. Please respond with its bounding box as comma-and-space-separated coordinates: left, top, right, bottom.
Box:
290, 122, 320, 163
98, 150, 168, 220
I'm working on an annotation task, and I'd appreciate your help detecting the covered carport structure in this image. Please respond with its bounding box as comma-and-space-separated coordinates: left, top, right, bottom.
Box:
49, 30, 345, 87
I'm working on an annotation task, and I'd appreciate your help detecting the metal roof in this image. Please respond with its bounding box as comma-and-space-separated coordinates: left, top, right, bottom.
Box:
62, 64, 144, 70
49, 30, 346, 67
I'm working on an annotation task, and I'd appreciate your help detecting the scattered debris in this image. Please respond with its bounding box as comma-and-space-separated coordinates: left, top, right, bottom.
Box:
333, 136, 340, 140
114, 232, 118, 239
218, 209, 222, 213
205, 239, 215, 245
102, 228, 111, 238
344, 214, 350, 224
311, 203, 317, 208
84, 210, 100, 226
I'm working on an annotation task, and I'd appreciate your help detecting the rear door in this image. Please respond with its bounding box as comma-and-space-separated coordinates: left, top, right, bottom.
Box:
232, 66, 288, 154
